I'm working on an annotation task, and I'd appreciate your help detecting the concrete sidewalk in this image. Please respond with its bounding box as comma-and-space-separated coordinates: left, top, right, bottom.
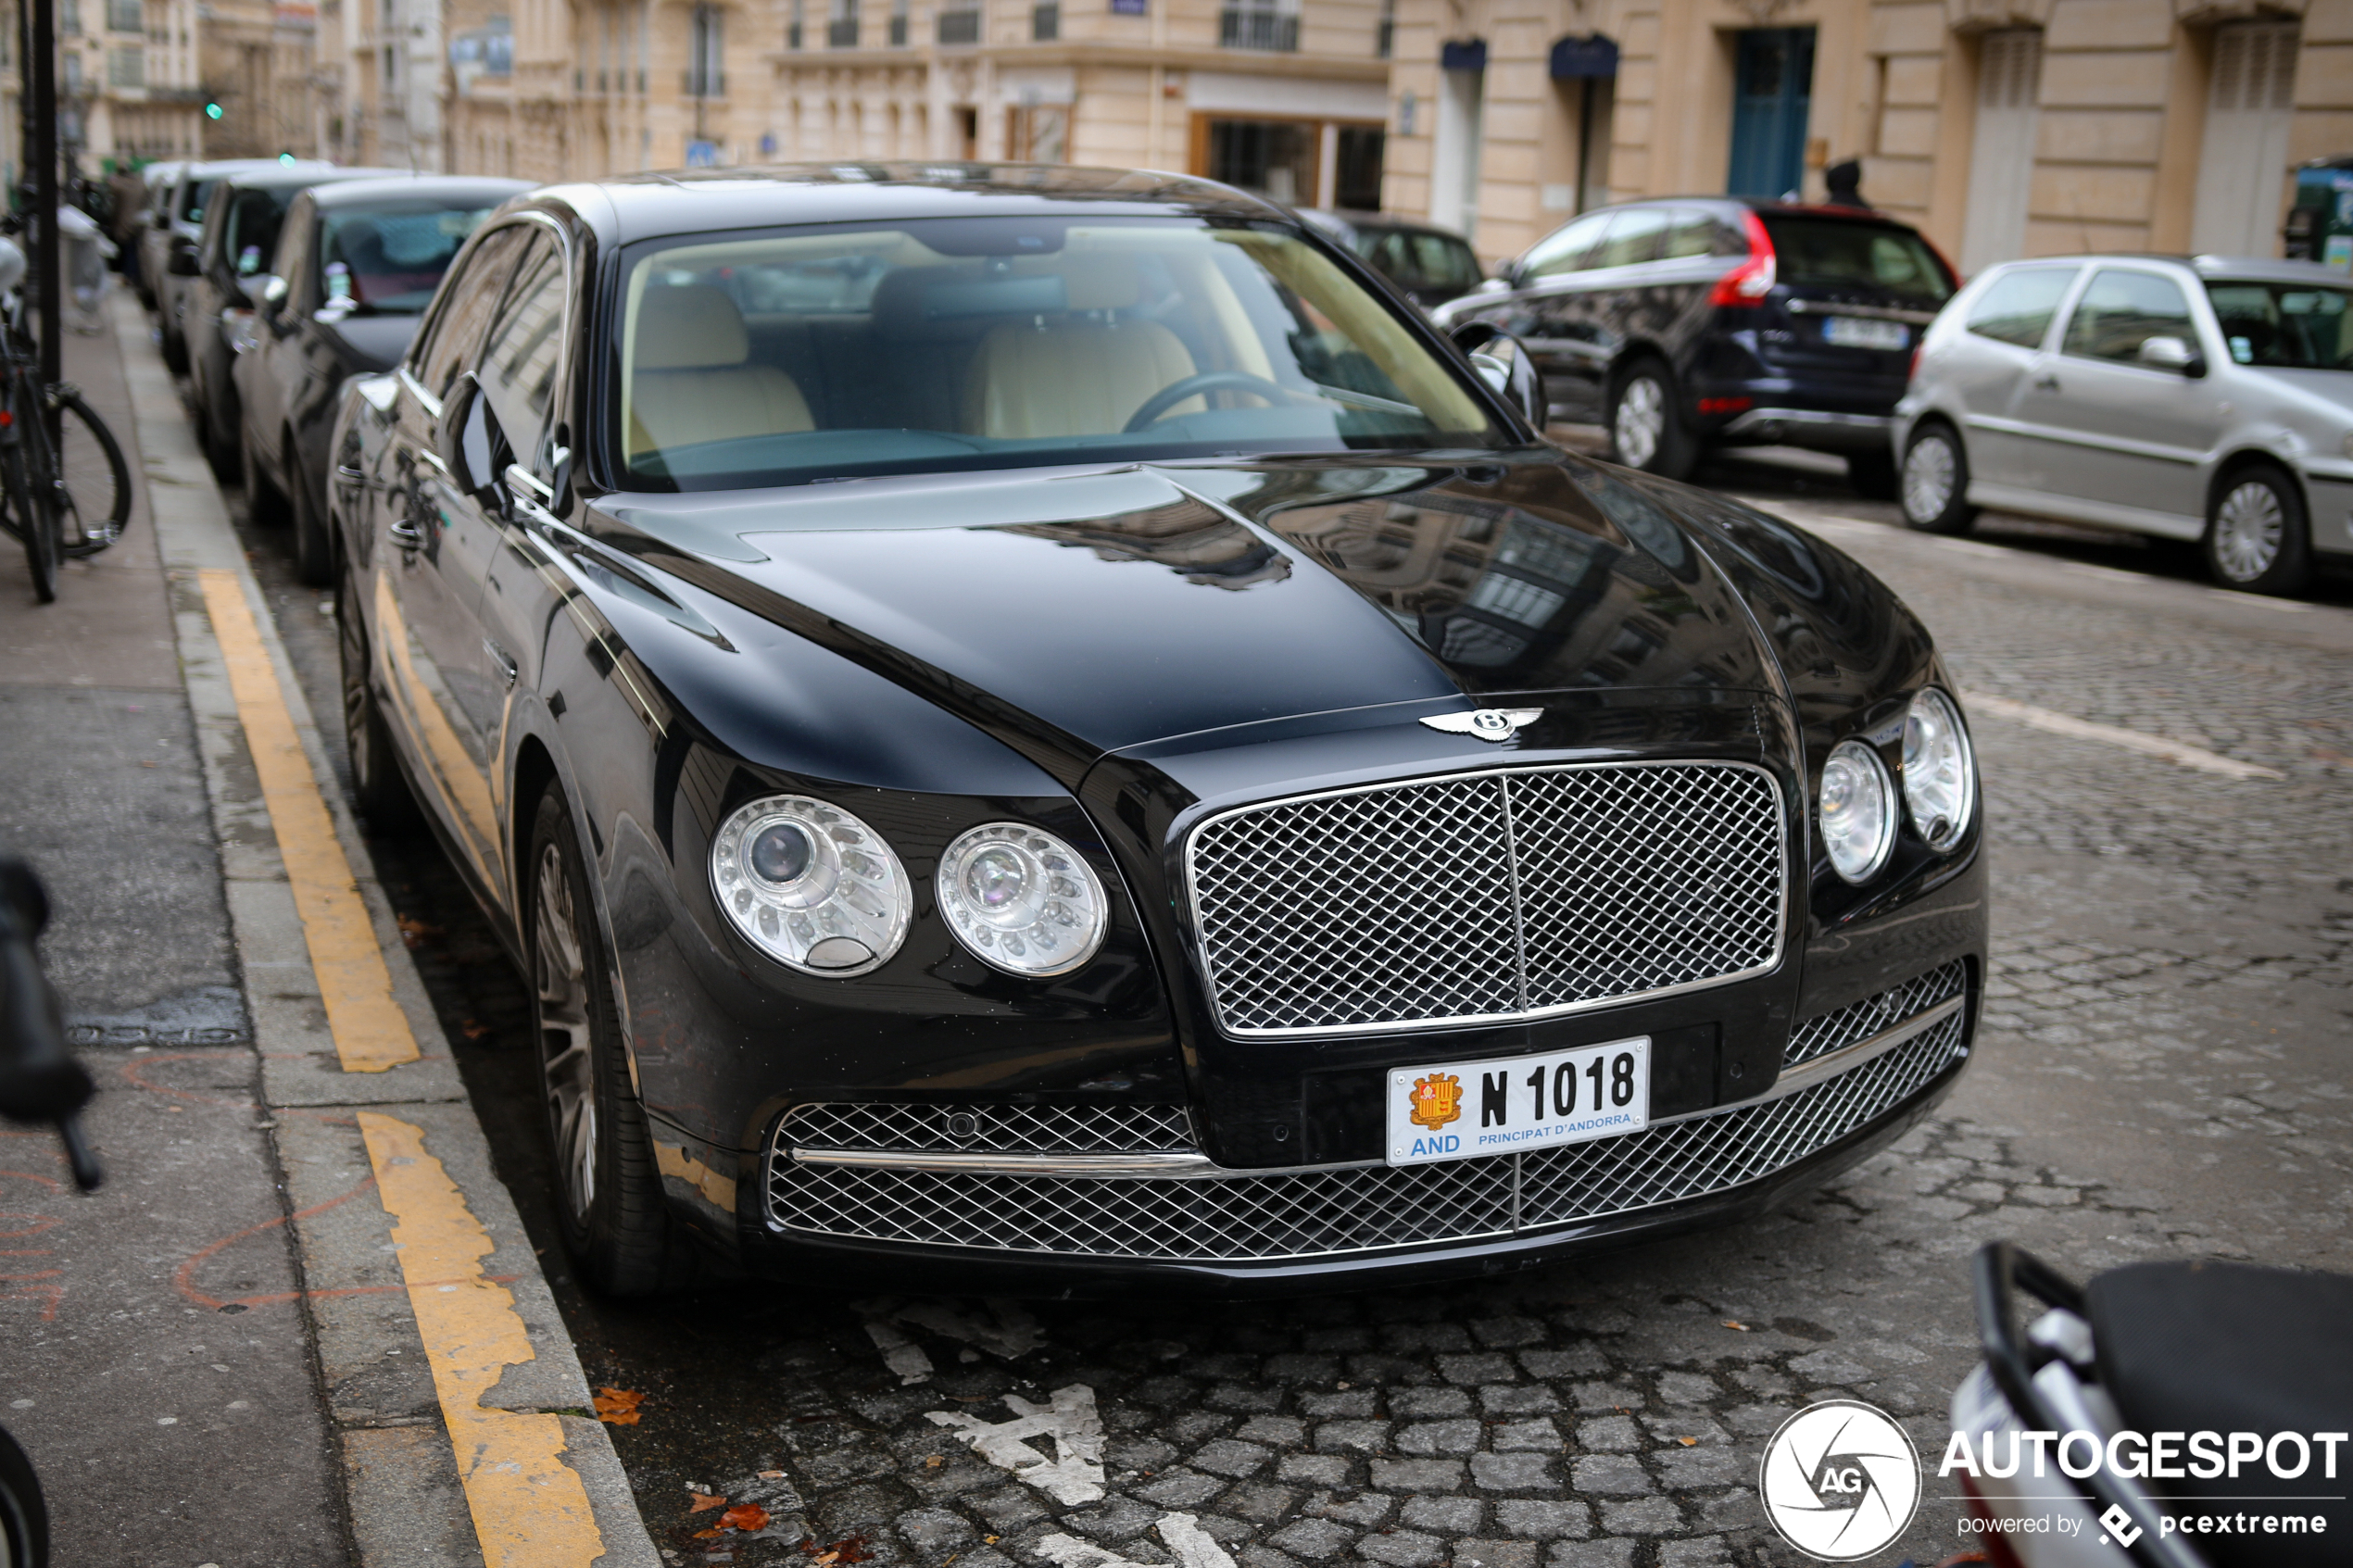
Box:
0, 292, 654, 1567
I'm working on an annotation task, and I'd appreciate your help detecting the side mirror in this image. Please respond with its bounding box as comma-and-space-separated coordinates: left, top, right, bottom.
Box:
2138, 334, 2206, 378
1450, 320, 1548, 430
167, 244, 200, 278
434, 371, 502, 506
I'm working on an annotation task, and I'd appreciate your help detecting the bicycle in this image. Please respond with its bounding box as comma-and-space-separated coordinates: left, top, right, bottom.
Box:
0, 232, 133, 604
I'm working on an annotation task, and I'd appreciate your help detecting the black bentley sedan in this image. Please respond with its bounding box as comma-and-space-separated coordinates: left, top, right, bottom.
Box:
1435, 198, 1957, 495
234, 174, 531, 583
330, 164, 1986, 1297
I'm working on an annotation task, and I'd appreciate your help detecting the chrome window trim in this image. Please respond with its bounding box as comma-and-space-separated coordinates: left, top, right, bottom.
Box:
1179, 759, 1791, 1039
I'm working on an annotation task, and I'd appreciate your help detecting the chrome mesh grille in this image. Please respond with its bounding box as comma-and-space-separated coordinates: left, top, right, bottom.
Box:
781, 1102, 1195, 1153
1186, 762, 1785, 1035
764, 975, 1968, 1262
1785, 960, 1969, 1069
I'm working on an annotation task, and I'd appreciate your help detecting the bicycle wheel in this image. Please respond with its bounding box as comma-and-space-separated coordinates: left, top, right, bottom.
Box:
4, 443, 60, 604
51, 386, 131, 558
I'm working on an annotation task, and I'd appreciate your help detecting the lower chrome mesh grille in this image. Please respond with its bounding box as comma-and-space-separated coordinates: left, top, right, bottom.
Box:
1785, 960, 1969, 1069
765, 972, 1970, 1262
780, 1102, 1194, 1153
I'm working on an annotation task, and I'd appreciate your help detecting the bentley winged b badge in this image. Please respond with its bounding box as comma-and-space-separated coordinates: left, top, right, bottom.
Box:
1420, 708, 1543, 744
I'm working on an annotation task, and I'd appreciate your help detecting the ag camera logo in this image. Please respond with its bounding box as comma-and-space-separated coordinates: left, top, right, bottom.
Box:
1759, 1399, 1923, 1561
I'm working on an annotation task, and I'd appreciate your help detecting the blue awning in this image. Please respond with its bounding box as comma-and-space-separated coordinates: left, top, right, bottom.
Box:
1550, 33, 1618, 79
1441, 38, 1487, 71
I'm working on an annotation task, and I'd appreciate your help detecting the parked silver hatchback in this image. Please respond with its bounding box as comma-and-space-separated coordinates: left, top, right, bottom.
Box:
1894, 254, 2353, 594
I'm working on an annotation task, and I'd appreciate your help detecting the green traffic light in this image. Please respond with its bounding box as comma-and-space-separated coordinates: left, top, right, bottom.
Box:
278, 152, 294, 164
205, 102, 222, 119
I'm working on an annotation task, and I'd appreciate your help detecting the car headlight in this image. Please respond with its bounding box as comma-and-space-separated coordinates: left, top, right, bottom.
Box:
1818, 739, 1897, 884
1902, 688, 1975, 851
710, 797, 911, 975
937, 822, 1108, 977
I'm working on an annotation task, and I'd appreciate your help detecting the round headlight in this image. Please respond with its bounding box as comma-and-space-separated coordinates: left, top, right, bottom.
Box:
937, 822, 1109, 978
710, 797, 911, 975
1902, 688, 1976, 851
1818, 740, 1897, 884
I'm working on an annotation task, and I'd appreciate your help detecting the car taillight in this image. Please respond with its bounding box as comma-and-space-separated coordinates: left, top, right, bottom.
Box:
1909, 345, 1922, 382
1709, 209, 1777, 307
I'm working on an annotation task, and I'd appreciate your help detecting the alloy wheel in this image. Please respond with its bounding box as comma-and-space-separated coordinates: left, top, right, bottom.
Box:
2211, 481, 2283, 583
534, 841, 598, 1223
1615, 376, 1665, 469
1902, 435, 1956, 523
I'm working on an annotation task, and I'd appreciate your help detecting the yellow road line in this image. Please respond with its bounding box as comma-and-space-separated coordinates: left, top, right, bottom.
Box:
197, 568, 421, 1071
359, 1112, 606, 1568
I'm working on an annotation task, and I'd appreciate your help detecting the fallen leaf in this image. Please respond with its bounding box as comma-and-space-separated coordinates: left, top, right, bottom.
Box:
593, 1387, 644, 1424
721, 1504, 770, 1532
459, 1020, 493, 1040
396, 915, 442, 947
694, 1526, 726, 1539
984, 1537, 1000, 1547
925, 1455, 943, 1469
1721, 1320, 1749, 1331
689, 1492, 732, 1513
758, 1470, 786, 1479
1677, 1437, 1698, 1447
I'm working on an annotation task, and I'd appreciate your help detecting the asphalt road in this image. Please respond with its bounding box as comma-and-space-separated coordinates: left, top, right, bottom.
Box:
230, 438, 2353, 1568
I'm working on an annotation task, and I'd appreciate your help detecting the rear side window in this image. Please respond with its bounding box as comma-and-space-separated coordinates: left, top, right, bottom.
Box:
1758, 216, 1953, 303
409, 225, 528, 397
2060, 269, 2195, 363
1523, 211, 1613, 280
1965, 267, 2078, 347
1592, 207, 1671, 270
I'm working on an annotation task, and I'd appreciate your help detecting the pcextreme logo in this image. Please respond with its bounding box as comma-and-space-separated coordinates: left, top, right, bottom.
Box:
1758, 1399, 1923, 1562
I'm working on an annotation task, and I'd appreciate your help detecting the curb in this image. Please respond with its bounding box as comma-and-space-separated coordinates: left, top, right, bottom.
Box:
108, 293, 659, 1568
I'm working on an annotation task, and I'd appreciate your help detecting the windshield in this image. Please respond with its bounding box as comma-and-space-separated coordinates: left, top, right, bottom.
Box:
611, 215, 1507, 491
2205, 281, 2353, 370
1757, 215, 1954, 304
320, 203, 496, 313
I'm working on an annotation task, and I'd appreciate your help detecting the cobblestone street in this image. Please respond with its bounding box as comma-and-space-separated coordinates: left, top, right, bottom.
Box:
232, 471, 2353, 1568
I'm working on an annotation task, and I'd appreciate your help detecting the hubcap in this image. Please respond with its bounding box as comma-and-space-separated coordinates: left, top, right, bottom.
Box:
1615, 376, 1666, 469
2212, 481, 2283, 582
535, 842, 598, 1223
1902, 435, 1957, 523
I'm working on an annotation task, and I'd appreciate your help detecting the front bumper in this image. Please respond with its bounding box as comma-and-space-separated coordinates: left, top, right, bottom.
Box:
746, 960, 1974, 1294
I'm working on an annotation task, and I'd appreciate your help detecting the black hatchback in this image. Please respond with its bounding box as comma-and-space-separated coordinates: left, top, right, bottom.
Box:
1435, 197, 1957, 494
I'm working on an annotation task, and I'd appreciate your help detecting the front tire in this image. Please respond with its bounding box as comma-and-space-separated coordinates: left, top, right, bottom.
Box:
528, 786, 681, 1297
1900, 422, 1978, 534
1605, 358, 1698, 481
2204, 464, 2311, 596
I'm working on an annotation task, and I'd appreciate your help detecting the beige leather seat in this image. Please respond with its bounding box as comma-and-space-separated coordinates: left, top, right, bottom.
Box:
627, 284, 813, 458
963, 255, 1198, 439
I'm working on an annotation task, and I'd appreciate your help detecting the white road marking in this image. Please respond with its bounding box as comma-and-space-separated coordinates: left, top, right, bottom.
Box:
862, 1321, 935, 1386
925, 1385, 1107, 1504
1962, 692, 2284, 781
1037, 1514, 1236, 1568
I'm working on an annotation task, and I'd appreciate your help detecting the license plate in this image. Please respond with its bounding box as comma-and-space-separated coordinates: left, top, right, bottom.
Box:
1822, 315, 1908, 351
1387, 1038, 1650, 1166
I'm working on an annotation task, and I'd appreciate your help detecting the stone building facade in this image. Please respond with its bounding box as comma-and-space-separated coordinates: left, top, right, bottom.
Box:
1382, 0, 2353, 271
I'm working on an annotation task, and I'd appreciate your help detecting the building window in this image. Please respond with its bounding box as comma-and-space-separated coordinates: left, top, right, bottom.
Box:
63, 0, 82, 37
688, 2, 724, 93
1376, 0, 1391, 58
827, 0, 857, 47
1219, 0, 1297, 52
2194, 19, 2300, 255
1007, 103, 1068, 161
107, 43, 142, 83
787, 0, 803, 48
888, 0, 907, 44
63, 49, 82, 88
106, 0, 140, 33
1960, 29, 2040, 274
937, 2, 979, 43
1031, 1, 1056, 38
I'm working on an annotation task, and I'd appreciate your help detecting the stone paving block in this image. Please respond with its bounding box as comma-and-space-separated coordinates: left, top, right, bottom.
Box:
1236, 1416, 1310, 1447
1315, 1420, 1391, 1454
1437, 1354, 1516, 1385
1196, 1439, 1277, 1479
1390, 1387, 1473, 1419
1570, 1456, 1651, 1496
1492, 1499, 1592, 1540
1062, 1498, 1164, 1541
1268, 1518, 1356, 1558
1478, 1385, 1564, 1416
1399, 1497, 1484, 1534
1277, 1454, 1353, 1487
1397, 1420, 1482, 1457
1367, 1458, 1466, 1491
1355, 1529, 1445, 1567
1467, 1452, 1555, 1491
1137, 1471, 1226, 1508
1543, 1545, 1634, 1568
1450, 1540, 1540, 1568
1576, 1416, 1641, 1452
900, 1508, 977, 1557
1302, 1391, 1382, 1418
1222, 1484, 1301, 1524
1598, 1498, 1683, 1535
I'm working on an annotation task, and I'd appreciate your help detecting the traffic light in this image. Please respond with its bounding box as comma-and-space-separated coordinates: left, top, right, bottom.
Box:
205, 102, 222, 119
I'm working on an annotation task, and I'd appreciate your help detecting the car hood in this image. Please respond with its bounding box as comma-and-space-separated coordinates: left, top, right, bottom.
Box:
584, 453, 1789, 786
312, 310, 421, 372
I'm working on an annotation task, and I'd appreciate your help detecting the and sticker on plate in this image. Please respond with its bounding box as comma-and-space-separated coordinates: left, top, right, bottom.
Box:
1388, 1038, 1650, 1166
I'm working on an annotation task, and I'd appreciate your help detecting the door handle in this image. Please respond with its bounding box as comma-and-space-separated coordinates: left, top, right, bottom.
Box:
389, 519, 424, 551
484, 639, 519, 689
2032, 371, 2060, 391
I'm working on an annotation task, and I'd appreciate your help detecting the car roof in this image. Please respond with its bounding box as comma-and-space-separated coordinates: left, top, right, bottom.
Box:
1976, 253, 2350, 286
219, 164, 407, 193
308, 174, 535, 209
518, 161, 1288, 248
1316, 208, 1469, 241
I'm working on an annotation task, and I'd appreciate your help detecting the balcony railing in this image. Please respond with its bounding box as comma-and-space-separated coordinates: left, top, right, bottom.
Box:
826, 17, 857, 44
936, 7, 978, 42
1218, 7, 1297, 49
1030, 2, 1055, 37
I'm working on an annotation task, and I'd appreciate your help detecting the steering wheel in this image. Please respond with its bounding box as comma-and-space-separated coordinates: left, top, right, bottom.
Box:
1123, 371, 1294, 433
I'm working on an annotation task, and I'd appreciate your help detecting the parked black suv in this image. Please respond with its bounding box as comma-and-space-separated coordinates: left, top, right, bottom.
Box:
1435, 197, 1957, 494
